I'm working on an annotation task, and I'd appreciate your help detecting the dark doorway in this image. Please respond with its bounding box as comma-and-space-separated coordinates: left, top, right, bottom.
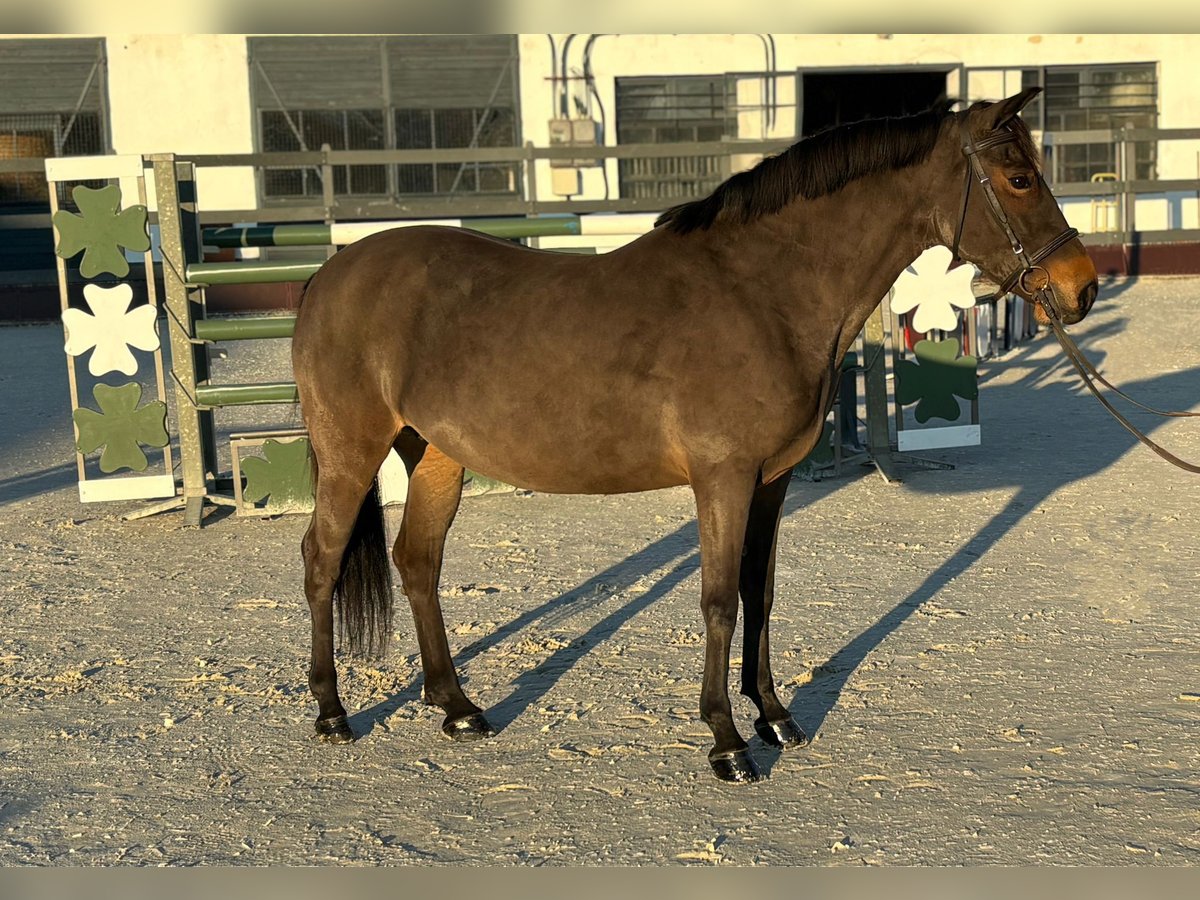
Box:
801, 70, 948, 136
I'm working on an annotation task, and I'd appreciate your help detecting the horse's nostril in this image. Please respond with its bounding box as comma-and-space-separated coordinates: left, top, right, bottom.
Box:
1078, 280, 1098, 313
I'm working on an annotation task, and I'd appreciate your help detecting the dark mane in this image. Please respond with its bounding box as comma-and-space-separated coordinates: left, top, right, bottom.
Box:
656, 100, 957, 234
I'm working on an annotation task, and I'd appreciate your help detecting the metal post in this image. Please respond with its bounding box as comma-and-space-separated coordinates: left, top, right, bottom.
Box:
175, 164, 219, 480
1121, 123, 1137, 250
524, 140, 538, 216
320, 142, 337, 261
320, 142, 335, 226
152, 153, 208, 525
380, 38, 398, 204
965, 308, 981, 427
1123, 125, 1132, 241
862, 301, 900, 483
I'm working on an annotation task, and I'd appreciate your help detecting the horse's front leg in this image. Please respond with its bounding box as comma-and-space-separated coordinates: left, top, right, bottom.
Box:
692, 467, 760, 783
739, 469, 808, 749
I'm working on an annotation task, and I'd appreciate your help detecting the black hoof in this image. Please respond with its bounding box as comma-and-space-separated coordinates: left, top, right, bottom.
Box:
314, 714, 355, 744
708, 747, 762, 783
442, 712, 495, 742
754, 716, 809, 748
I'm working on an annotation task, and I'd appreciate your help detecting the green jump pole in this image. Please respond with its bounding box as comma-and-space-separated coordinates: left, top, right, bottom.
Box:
187, 259, 323, 285
194, 316, 297, 341
194, 382, 299, 407
192, 215, 654, 282
204, 224, 332, 248
202, 215, 587, 249
466, 216, 582, 239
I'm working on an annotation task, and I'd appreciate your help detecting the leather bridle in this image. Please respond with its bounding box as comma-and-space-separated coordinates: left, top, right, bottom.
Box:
951, 115, 1080, 314
949, 113, 1200, 473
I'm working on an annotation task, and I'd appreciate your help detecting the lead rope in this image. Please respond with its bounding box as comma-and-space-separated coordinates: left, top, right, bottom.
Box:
1040, 312, 1200, 419
1038, 293, 1200, 473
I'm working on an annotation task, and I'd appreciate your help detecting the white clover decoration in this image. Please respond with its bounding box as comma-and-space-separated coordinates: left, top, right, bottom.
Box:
62, 283, 160, 377
889, 245, 978, 333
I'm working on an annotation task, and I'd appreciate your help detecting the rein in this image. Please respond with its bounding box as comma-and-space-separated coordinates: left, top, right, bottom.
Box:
1043, 313, 1200, 473
952, 114, 1200, 473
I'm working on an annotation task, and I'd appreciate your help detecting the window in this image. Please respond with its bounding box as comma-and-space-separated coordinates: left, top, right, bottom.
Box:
249, 36, 521, 204
1022, 64, 1158, 183
615, 76, 735, 201
394, 107, 518, 194
0, 38, 108, 207
260, 109, 386, 198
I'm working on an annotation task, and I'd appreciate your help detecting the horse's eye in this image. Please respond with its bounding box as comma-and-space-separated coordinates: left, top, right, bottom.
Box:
1009, 175, 1032, 190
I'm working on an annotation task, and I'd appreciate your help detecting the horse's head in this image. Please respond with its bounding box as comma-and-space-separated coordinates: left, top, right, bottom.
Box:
947, 88, 1098, 326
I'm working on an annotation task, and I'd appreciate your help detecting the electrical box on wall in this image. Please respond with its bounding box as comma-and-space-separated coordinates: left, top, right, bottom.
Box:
548, 118, 601, 168
550, 167, 582, 197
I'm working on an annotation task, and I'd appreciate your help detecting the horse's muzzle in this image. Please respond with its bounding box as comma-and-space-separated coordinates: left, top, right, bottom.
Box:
1045, 278, 1098, 325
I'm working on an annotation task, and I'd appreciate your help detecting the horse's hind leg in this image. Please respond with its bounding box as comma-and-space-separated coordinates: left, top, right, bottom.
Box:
739, 470, 808, 749
302, 434, 395, 743
392, 441, 493, 741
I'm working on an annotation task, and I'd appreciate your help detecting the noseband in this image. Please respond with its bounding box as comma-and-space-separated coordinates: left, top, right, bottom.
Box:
948, 113, 1200, 473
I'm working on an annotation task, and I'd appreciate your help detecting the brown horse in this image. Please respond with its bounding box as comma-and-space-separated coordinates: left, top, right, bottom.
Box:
292, 87, 1098, 783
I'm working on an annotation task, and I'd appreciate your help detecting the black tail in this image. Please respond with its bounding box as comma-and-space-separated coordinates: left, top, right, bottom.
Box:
332, 479, 394, 659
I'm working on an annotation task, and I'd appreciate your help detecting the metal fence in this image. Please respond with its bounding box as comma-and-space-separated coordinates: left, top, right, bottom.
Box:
0, 112, 106, 205
3, 126, 1199, 238
1041, 125, 1200, 246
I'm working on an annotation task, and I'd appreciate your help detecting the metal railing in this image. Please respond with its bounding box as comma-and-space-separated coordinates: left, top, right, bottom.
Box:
176, 139, 794, 223
5, 127, 1200, 236
1040, 125, 1200, 246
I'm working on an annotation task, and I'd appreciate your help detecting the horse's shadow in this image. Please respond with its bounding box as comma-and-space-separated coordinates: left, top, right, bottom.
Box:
765, 315, 1199, 770
348, 516, 713, 736
352, 308, 1200, 765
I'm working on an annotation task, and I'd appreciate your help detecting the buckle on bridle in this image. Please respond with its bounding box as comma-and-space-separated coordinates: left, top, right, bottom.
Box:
1018, 265, 1050, 294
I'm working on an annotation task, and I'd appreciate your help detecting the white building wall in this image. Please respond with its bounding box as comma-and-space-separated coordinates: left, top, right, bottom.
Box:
522, 33, 1200, 236
8, 33, 1199, 229
104, 34, 256, 213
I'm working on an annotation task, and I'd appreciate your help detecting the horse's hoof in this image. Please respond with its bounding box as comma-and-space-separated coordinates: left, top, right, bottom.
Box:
708, 747, 762, 783
314, 714, 355, 744
442, 712, 495, 741
754, 716, 809, 748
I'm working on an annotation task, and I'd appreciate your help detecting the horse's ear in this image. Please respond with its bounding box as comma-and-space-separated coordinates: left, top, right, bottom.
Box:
979, 86, 1042, 131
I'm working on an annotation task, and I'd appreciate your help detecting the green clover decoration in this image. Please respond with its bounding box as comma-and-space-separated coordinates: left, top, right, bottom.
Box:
241, 439, 315, 510
73, 382, 169, 473
894, 338, 979, 424
53, 184, 151, 279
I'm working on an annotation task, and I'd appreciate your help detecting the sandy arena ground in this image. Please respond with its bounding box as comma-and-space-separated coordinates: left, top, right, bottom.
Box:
1, 277, 1199, 865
